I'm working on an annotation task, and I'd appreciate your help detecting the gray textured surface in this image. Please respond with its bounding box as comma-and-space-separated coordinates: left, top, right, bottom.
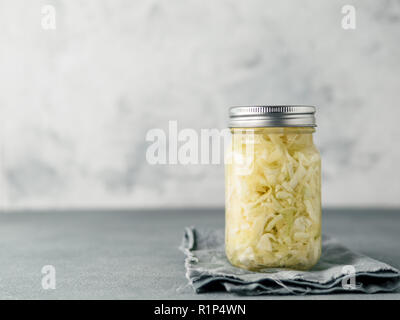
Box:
0, 208, 399, 300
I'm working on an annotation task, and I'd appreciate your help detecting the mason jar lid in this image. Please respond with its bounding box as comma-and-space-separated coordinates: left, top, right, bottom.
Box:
229, 105, 316, 128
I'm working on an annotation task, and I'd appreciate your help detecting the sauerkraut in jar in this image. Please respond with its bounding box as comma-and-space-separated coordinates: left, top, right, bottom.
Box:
225, 106, 321, 271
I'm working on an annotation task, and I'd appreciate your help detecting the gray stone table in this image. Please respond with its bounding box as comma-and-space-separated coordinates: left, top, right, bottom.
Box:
0, 208, 398, 299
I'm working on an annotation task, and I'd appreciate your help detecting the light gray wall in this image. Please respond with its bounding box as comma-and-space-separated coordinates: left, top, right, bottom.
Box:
1, 0, 399, 209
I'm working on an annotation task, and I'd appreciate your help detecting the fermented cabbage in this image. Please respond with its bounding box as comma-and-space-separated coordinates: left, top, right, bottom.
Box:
225, 127, 321, 271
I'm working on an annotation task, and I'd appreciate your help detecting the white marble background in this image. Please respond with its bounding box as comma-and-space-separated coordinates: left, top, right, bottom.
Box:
0, 0, 399, 209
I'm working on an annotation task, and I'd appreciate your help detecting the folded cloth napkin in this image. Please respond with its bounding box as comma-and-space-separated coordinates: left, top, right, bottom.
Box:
180, 227, 400, 295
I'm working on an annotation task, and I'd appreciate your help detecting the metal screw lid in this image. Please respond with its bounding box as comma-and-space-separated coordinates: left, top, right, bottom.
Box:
228, 105, 317, 128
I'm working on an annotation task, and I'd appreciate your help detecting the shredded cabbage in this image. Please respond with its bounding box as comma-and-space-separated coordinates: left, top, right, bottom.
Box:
225, 128, 321, 270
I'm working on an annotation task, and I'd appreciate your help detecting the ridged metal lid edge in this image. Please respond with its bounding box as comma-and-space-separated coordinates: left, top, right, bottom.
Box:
229, 105, 317, 128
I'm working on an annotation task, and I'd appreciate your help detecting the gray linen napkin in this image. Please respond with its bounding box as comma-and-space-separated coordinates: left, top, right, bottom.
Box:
180, 227, 400, 295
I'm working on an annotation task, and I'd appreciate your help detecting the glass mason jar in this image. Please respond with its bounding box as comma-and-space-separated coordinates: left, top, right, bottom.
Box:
225, 106, 321, 271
